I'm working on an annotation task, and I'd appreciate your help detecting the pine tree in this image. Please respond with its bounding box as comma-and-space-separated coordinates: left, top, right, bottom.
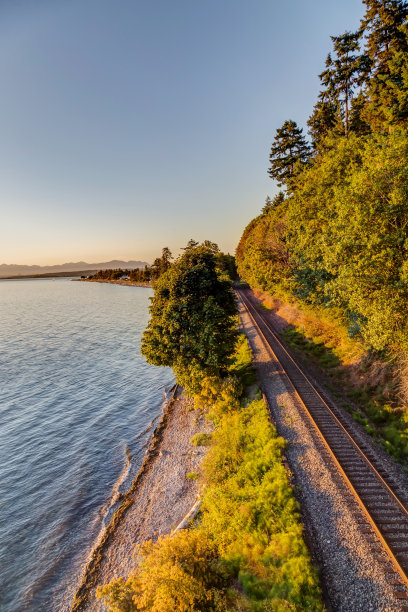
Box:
262, 192, 285, 214
319, 32, 371, 137
361, 0, 408, 75
307, 98, 342, 149
360, 2, 408, 130
160, 247, 172, 274
349, 91, 371, 135
182, 238, 199, 251
262, 196, 273, 214
268, 120, 311, 190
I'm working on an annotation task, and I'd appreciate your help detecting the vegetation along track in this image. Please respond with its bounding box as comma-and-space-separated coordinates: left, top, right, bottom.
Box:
237, 288, 408, 601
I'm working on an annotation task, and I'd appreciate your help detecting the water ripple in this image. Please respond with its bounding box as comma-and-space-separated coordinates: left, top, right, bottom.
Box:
0, 278, 173, 611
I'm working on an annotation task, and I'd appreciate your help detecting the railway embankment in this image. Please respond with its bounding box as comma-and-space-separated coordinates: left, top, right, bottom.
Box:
238, 288, 408, 611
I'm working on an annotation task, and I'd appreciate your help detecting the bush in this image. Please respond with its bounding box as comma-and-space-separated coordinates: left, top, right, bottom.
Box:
190, 433, 212, 446
186, 472, 199, 480
98, 397, 323, 611
97, 530, 237, 611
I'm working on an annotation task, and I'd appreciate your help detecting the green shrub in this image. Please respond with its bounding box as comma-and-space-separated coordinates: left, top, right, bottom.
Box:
186, 472, 200, 480
98, 332, 323, 611
190, 433, 212, 446
99, 397, 323, 611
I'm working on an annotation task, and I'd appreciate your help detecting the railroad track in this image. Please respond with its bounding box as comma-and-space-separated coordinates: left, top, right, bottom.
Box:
237, 288, 408, 599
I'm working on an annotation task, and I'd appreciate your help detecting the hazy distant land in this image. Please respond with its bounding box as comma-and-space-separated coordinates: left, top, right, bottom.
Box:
0, 260, 148, 278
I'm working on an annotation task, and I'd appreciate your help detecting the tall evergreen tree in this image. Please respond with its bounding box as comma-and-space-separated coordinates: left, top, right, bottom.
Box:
319, 31, 371, 137
262, 192, 285, 214
360, 1, 408, 130
268, 120, 311, 190
160, 247, 172, 273
307, 98, 342, 149
349, 90, 372, 134
361, 0, 408, 75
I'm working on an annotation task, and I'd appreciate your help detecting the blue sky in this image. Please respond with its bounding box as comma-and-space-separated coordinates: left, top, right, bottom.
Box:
0, 0, 365, 265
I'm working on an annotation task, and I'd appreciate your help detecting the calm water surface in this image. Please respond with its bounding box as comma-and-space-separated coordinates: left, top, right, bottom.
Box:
0, 279, 173, 611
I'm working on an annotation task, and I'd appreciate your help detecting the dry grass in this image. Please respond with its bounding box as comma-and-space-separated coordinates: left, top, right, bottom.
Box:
250, 288, 408, 461
253, 288, 364, 366
396, 354, 408, 409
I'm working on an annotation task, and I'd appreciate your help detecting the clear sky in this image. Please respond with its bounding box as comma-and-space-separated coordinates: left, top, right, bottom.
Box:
0, 0, 365, 265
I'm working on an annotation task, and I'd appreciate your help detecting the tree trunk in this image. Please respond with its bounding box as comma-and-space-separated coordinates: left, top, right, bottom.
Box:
345, 86, 349, 138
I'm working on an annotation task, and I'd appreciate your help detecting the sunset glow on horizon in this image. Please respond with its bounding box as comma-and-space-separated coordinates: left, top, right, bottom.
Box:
0, 0, 365, 265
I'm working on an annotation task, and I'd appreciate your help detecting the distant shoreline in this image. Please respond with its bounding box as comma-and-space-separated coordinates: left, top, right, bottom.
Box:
0, 270, 97, 280
76, 278, 152, 288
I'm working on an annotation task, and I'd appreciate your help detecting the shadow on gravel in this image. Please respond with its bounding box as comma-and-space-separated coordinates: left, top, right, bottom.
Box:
239, 305, 399, 611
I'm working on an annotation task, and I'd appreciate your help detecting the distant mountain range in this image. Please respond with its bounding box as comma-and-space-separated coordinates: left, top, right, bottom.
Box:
0, 260, 148, 278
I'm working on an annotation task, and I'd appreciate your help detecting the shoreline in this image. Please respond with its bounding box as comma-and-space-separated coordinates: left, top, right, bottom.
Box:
71, 385, 211, 611
76, 279, 152, 288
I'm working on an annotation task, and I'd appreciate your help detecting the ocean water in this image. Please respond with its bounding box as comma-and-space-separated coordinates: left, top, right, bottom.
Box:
0, 279, 173, 611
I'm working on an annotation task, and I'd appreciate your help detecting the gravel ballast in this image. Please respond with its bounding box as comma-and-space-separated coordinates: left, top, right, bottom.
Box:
239, 296, 407, 611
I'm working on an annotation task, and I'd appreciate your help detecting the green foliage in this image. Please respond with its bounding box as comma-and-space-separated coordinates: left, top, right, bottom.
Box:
237, 0, 408, 466
197, 398, 323, 610
98, 397, 323, 612
93, 268, 133, 281
282, 328, 340, 369
93, 248, 173, 283
268, 120, 311, 190
141, 242, 238, 398
362, 44, 408, 130
319, 31, 370, 137
97, 530, 237, 611
150, 247, 173, 280
215, 252, 238, 281
288, 131, 408, 351
240, 132, 408, 351
236, 206, 292, 300
262, 192, 285, 215
361, 0, 408, 75
186, 472, 200, 480
190, 433, 212, 446
308, 98, 343, 151
98, 338, 323, 611
228, 334, 257, 389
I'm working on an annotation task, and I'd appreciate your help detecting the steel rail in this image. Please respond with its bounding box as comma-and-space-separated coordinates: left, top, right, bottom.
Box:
237, 288, 408, 592
237, 289, 408, 519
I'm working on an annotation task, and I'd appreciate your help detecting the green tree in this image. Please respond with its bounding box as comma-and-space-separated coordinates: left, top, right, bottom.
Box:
236, 201, 292, 297
287, 132, 408, 349
361, 0, 408, 75
182, 238, 199, 251
141, 243, 238, 395
160, 246, 172, 273
268, 120, 311, 190
215, 252, 238, 281
307, 98, 343, 150
360, 1, 408, 130
349, 90, 371, 135
262, 192, 285, 215
201, 240, 219, 254
319, 31, 370, 137
150, 247, 173, 279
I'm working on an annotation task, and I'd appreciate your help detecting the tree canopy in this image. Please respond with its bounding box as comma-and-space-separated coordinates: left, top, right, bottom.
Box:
268, 120, 311, 190
319, 31, 370, 137
247, 0, 408, 352
141, 242, 238, 395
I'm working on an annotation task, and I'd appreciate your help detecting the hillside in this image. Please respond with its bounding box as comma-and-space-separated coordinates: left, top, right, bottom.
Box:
236, 0, 408, 463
